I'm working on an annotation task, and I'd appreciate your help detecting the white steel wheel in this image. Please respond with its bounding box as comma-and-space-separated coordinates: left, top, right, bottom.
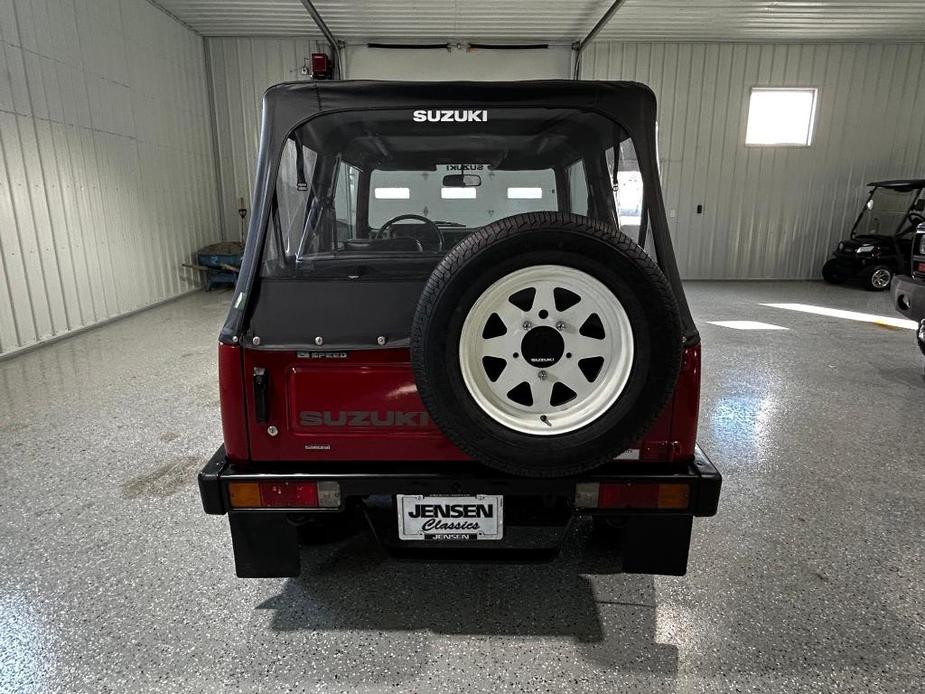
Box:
458, 264, 634, 435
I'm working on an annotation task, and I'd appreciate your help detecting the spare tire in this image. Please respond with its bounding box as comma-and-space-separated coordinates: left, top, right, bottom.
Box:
411, 212, 683, 477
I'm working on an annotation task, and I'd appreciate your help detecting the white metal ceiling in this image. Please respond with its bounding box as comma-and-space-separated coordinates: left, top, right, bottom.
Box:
153, 1, 925, 42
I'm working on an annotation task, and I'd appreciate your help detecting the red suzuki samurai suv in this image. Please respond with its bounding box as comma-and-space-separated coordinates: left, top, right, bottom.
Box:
198, 80, 722, 577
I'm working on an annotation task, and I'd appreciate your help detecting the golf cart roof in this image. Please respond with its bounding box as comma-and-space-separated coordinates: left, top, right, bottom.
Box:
867, 179, 925, 192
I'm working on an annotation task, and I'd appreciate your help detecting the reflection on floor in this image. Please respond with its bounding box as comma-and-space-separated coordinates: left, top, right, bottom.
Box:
761, 302, 917, 329
708, 320, 788, 330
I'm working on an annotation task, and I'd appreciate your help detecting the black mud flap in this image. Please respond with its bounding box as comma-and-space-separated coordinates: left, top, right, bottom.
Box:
621, 515, 693, 576
229, 514, 301, 578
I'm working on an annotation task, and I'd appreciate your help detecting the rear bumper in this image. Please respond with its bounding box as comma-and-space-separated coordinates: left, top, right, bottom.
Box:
891, 273, 925, 322
198, 445, 722, 517
892, 274, 925, 354
200, 447, 721, 576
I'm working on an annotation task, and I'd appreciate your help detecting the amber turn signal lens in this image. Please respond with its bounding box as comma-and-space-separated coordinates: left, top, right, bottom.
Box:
656, 483, 690, 509
228, 482, 261, 508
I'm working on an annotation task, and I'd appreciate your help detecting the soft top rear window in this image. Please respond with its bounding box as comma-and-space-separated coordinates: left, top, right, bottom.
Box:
261, 107, 649, 278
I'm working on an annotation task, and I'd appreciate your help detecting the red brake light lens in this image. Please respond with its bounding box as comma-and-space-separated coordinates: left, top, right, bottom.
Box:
599, 482, 658, 508
258, 481, 319, 507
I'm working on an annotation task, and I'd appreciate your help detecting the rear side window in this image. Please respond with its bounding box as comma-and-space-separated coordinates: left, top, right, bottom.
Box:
333, 161, 359, 243
264, 138, 318, 270
606, 139, 645, 239
568, 160, 588, 216
605, 137, 653, 259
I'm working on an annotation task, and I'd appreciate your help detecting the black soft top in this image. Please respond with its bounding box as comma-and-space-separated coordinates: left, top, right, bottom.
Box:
260, 79, 661, 146
223, 80, 695, 346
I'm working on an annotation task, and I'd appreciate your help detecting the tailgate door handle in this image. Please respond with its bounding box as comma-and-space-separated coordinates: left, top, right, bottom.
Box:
253, 367, 269, 422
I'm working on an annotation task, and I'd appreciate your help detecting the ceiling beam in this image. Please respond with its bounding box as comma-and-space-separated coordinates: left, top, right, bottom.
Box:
573, 0, 629, 79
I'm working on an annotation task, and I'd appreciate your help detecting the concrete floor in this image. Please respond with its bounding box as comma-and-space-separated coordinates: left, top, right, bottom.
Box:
0, 281, 922, 693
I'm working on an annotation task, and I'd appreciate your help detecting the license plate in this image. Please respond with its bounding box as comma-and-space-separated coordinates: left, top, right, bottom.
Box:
396, 494, 503, 541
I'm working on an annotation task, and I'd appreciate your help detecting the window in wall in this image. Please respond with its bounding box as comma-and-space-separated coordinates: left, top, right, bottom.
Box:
745, 88, 818, 146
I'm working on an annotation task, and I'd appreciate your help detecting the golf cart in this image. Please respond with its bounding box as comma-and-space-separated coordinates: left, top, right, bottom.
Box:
822, 179, 925, 290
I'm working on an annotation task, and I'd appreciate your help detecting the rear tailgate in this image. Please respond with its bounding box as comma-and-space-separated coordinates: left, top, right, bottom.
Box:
242, 347, 468, 461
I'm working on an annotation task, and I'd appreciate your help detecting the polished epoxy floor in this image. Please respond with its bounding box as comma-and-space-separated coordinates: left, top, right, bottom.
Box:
0, 281, 922, 693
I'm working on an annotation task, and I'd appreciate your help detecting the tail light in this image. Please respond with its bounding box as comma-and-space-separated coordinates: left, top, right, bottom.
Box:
228, 480, 341, 509
218, 343, 249, 459
575, 481, 690, 510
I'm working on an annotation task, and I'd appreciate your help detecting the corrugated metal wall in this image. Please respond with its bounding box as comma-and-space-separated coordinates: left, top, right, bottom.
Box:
207, 39, 925, 279
206, 37, 325, 237
582, 42, 925, 279
0, 0, 219, 357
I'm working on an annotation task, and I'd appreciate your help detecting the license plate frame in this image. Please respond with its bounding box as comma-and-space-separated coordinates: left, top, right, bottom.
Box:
396, 494, 504, 541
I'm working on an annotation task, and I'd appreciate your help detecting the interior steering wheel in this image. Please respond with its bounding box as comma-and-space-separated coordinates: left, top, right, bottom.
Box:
376, 214, 444, 251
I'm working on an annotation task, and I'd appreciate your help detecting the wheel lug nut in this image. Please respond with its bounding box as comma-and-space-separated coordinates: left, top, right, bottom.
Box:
555, 321, 566, 331
537, 370, 547, 380
522, 321, 533, 330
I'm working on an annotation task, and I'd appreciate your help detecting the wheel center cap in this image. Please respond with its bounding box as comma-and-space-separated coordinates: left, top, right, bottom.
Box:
520, 326, 565, 367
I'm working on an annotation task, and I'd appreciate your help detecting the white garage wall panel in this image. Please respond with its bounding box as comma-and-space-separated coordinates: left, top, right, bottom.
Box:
0, 0, 219, 357
206, 37, 325, 236
581, 42, 925, 279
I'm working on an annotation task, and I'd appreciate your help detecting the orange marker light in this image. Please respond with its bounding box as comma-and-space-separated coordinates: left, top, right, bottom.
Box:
228, 482, 261, 508
656, 483, 690, 509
